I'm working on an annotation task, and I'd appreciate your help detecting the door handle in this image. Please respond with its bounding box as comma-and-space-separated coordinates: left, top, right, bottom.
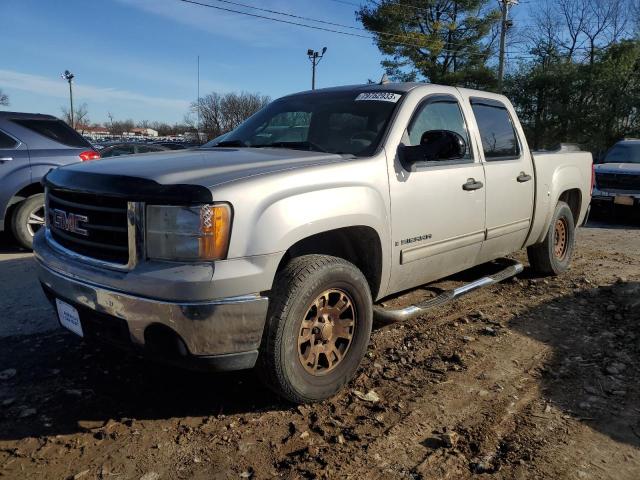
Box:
462, 178, 484, 191
0, 157, 13, 163
517, 172, 532, 183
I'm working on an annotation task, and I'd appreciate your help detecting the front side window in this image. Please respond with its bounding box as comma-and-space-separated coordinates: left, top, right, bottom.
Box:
201, 90, 403, 157
0, 130, 18, 149
470, 99, 520, 160
407, 97, 472, 159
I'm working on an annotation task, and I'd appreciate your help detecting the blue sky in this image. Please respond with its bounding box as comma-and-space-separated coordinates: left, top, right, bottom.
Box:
0, 0, 533, 124
1, 0, 387, 124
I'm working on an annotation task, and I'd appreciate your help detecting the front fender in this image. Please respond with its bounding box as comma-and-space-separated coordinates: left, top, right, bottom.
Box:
243, 184, 389, 256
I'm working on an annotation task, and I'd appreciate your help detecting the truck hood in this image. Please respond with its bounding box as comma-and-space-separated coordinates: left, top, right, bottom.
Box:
45, 147, 347, 203
59, 147, 346, 187
595, 163, 640, 174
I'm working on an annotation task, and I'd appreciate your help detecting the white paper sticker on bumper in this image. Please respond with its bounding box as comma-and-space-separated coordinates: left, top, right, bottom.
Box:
56, 298, 84, 337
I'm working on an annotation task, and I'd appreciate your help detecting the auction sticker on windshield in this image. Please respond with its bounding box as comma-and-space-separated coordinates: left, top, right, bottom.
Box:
355, 92, 402, 102
56, 298, 84, 337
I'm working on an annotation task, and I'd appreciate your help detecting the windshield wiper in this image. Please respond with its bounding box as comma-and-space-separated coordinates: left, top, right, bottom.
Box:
215, 139, 246, 147
251, 141, 327, 153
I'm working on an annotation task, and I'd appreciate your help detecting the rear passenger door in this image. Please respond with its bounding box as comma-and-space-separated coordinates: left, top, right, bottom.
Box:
0, 128, 31, 223
0, 129, 29, 174
468, 97, 535, 261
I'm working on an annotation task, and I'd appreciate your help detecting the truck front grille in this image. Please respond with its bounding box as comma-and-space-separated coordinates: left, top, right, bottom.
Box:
47, 189, 130, 264
596, 172, 640, 191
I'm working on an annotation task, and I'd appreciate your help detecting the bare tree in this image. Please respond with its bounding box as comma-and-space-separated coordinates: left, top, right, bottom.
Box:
525, 0, 565, 62
526, 0, 631, 64
137, 119, 151, 129
634, 0, 640, 35
109, 119, 135, 136
583, 0, 627, 64
189, 91, 270, 140
61, 103, 89, 130
557, 0, 589, 60
0, 89, 8, 107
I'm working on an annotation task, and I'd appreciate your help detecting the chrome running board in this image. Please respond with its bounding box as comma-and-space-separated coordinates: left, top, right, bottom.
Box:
373, 259, 524, 323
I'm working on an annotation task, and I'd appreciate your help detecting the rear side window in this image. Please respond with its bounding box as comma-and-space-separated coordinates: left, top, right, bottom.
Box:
470, 99, 520, 160
11, 119, 91, 148
0, 130, 18, 148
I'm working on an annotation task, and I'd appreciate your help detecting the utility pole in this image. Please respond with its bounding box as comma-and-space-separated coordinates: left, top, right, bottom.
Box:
197, 55, 200, 144
61, 70, 75, 128
497, 0, 517, 92
307, 47, 327, 90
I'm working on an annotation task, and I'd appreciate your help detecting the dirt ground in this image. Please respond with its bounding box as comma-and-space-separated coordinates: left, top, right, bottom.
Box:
1, 210, 639, 480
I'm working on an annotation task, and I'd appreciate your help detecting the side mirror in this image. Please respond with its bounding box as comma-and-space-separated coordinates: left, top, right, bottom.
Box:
400, 130, 467, 164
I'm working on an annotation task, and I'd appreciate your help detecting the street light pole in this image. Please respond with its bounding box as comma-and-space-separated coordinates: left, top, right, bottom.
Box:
307, 47, 327, 90
61, 70, 75, 128
197, 55, 200, 144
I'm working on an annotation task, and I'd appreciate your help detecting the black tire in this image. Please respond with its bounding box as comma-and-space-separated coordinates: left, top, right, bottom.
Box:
10, 193, 45, 250
258, 254, 373, 403
527, 201, 575, 276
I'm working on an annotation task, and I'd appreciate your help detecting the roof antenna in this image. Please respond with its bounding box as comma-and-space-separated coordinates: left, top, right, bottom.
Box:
379, 73, 390, 85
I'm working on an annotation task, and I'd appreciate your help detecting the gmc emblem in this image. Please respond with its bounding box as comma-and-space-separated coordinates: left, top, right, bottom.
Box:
51, 209, 89, 236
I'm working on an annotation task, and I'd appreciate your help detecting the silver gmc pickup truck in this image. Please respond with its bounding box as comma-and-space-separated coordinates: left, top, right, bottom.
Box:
34, 83, 593, 403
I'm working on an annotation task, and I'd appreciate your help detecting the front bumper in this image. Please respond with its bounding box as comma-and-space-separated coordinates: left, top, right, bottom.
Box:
592, 188, 640, 207
37, 261, 269, 370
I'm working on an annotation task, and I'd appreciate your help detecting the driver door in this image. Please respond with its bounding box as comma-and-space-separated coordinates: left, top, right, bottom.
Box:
386, 93, 486, 294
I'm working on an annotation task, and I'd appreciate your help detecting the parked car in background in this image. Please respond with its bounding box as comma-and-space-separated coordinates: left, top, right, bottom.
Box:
592, 139, 640, 210
0, 112, 100, 249
100, 143, 169, 158
153, 141, 196, 150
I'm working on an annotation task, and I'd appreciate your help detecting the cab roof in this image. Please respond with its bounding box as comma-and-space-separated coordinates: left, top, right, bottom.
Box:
283, 82, 508, 102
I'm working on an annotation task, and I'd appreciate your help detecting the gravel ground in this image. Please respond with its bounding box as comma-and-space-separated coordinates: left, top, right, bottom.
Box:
0, 210, 639, 479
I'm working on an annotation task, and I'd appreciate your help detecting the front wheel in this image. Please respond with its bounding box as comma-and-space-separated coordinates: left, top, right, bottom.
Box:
258, 255, 373, 403
527, 201, 576, 276
11, 193, 46, 250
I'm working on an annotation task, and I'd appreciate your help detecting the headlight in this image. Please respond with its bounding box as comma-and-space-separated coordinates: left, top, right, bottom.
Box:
146, 204, 231, 261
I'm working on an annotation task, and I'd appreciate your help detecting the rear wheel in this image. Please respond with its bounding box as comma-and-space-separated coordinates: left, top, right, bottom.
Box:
258, 255, 373, 403
527, 201, 575, 276
11, 193, 45, 250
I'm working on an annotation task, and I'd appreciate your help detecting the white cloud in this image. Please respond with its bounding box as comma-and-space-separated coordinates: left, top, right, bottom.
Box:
0, 69, 190, 110
113, 0, 291, 47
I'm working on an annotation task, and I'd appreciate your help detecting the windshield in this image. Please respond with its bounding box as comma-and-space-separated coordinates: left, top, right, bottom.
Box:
603, 143, 640, 164
201, 90, 403, 156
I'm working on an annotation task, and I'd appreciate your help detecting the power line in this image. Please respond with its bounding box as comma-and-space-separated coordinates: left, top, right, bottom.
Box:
199, 0, 497, 52
209, 0, 364, 31
175, 0, 537, 60
325, 0, 363, 7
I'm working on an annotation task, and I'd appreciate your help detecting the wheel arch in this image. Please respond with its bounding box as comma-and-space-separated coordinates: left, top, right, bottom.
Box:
276, 226, 384, 300
3, 182, 44, 230
558, 188, 582, 225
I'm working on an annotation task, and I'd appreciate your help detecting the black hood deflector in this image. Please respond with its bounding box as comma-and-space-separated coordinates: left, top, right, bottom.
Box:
44, 168, 213, 204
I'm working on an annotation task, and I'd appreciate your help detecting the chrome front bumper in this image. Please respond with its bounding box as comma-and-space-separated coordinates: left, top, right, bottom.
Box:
37, 261, 269, 364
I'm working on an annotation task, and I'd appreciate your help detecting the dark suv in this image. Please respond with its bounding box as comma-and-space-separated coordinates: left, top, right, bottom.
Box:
0, 112, 100, 248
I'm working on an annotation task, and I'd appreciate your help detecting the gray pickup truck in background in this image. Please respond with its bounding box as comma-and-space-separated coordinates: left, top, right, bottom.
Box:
34, 83, 592, 403
592, 139, 640, 210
